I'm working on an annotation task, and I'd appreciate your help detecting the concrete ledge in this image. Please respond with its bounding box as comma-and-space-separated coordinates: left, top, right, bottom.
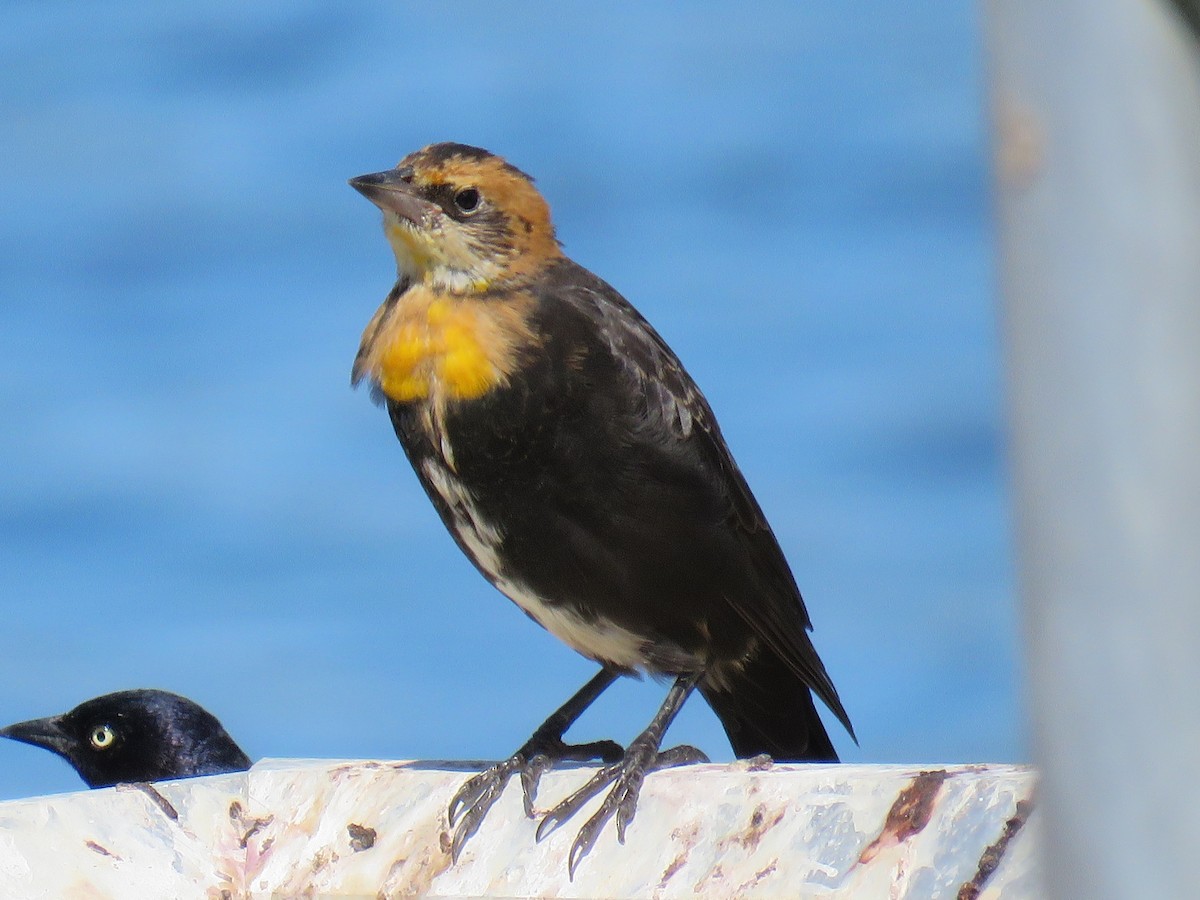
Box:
0, 760, 1038, 898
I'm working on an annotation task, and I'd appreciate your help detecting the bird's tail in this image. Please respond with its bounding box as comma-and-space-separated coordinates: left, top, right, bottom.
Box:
700, 649, 844, 762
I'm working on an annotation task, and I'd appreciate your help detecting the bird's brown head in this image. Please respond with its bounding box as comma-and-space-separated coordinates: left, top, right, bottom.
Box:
349, 143, 561, 293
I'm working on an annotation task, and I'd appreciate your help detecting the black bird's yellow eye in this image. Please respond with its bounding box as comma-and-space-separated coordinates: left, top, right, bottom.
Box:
453, 188, 480, 214
90, 724, 116, 749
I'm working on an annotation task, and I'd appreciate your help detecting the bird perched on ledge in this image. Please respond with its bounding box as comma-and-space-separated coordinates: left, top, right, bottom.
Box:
1, 690, 250, 788
349, 142, 853, 874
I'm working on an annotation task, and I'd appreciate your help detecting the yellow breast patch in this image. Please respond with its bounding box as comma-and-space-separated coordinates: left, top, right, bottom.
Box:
358, 288, 537, 404
378, 299, 496, 401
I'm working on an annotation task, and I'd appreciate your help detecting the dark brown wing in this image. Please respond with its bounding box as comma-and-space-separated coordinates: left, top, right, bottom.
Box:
552, 262, 853, 737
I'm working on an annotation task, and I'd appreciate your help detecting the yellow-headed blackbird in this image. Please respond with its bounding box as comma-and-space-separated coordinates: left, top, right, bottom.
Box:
1, 690, 250, 788
350, 143, 853, 872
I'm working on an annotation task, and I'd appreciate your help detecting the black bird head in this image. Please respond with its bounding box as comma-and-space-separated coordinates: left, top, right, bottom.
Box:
0, 689, 251, 788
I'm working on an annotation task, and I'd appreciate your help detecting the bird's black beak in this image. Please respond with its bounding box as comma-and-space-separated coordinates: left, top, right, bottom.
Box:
0, 715, 73, 757
349, 169, 436, 226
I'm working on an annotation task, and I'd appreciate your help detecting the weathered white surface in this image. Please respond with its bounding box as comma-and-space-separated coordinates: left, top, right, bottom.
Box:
0, 760, 1037, 898
0, 772, 245, 896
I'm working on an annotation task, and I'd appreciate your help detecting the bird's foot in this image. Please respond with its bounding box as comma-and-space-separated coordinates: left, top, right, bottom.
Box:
447, 731, 623, 862
536, 740, 708, 878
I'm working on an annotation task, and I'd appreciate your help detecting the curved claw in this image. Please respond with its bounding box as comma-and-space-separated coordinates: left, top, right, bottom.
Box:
446, 668, 625, 863
535, 765, 618, 842
449, 758, 523, 860
540, 740, 705, 878
565, 763, 641, 877
448, 774, 483, 827
448, 738, 627, 861
568, 808, 607, 879
451, 789, 496, 861
613, 772, 644, 844
448, 757, 516, 827
520, 753, 551, 818
615, 801, 634, 844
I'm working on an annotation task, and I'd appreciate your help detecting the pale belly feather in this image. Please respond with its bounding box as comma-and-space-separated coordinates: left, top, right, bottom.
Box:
418, 458, 651, 670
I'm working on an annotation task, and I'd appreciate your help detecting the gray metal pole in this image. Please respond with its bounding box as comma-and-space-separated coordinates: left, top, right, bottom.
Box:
985, 1, 1200, 897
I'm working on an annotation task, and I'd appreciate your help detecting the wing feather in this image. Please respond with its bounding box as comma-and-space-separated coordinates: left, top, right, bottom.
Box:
552, 266, 852, 735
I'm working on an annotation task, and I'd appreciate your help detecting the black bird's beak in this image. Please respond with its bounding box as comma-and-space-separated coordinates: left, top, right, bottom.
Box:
349, 170, 436, 226
0, 715, 73, 757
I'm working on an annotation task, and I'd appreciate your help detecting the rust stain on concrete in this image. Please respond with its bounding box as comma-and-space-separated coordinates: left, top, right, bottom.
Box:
655, 820, 701, 892
348, 822, 377, 852
229, 800, 273, 849
733, 860, 779, 896
692, 862, 727, 894
657, 850, 689, 888
689, 801, 789, 894
957, 796, 1034, 900
375, 816, 454, 898
718, 803, 787, 853
858, 769, 950, 864
117, 782, 179, 821
84, 840, 119, 860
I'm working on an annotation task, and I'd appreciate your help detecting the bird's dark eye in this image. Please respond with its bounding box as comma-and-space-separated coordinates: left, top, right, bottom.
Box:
90, 724, 116, 749
453, 188, 481, 213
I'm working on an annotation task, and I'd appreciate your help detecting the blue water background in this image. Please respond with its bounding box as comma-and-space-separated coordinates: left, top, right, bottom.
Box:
0, 1, 1017, 800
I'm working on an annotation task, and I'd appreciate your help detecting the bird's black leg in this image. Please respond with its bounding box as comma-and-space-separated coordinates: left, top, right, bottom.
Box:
536, 672, 709, 878
447, 666, 623, 860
